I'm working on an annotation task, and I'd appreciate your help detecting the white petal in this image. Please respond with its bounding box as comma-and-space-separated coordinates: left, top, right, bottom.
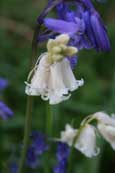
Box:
48, 60, 70, 104
60, 124, 77, 146
93, 112, 115, 126
75, 125, 99, 158
25, 53, 50, 96
98, 123, 115, 150
61, 59, 84, 91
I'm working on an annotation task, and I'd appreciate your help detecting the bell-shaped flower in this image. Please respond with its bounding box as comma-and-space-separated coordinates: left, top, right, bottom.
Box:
43, 1, 110, 52
74, 124, 99, 157
25, 34, 84, 104
93, 112, 115, 150
59, 124, 99, 158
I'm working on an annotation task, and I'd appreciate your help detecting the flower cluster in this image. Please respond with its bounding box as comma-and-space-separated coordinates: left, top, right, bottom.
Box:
25, 0, 111, 105
25, 34, 84, 104
58, 112, 115, 158
9, 132, 48, 173
44, 0, 110, 52
54, 142, 70, 173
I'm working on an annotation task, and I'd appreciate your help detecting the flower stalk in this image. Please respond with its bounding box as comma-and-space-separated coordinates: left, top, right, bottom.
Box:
46, 103, 53, 136
68, 124, 85, 173
17, 96, 33, 173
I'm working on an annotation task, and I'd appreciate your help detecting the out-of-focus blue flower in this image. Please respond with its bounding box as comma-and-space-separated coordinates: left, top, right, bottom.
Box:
31, 132, 49, 155
54, 161, 67, 173
67, 56, 78, 69
54, 142, 70, 173
0, 101, 13, 120
0, 78, 8, 92
90, 10, 111, 51
25, 132, 49, 169
26, 147, 38, 168
9, 162, 18, 173
44, 0, 110, 52
56, 142, 70, 162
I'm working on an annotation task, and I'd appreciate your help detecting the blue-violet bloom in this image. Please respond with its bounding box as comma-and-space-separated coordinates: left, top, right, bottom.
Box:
0, 101, 13, 120
44, 1, 110, 52
0, 78, 8, 92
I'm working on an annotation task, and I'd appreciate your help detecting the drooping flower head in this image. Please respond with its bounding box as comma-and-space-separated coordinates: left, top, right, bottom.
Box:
44, 0, 111, 52
25, 34, 84, 104
58, 123, 100, 158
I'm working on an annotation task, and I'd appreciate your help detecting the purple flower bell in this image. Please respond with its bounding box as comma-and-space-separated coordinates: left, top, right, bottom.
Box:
44, 0, 111, 52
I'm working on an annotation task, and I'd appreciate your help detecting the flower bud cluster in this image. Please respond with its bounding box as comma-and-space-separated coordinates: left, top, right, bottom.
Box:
47, 34, 78, 64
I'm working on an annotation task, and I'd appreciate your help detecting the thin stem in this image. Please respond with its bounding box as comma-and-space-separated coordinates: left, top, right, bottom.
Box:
17, 96, 33, 173
46, 103, 53, 136
68, 124, 85, 173
68, 116, 96, 173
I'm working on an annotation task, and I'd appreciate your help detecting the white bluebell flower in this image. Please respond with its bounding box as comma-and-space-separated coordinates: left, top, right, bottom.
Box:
59, 124, 99, 158
25, 34, 84, 104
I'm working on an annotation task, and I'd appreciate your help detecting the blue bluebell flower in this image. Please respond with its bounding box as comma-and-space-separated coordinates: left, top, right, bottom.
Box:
26, 147, 38, 168
44, 0, 110, 52
0, 78, 8, 92
54, 142, 70, 173
56, 142, 70, 162
0, 101, 13, 120
31, 132, 49, 155
54, 161, 67, 173
25, 132, 49, 169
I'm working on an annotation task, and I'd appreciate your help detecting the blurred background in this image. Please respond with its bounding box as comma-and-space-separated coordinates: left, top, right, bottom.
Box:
0, 0, 115, 172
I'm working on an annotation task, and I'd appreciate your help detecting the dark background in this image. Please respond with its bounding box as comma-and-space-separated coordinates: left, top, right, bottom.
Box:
0, 0, 115, 172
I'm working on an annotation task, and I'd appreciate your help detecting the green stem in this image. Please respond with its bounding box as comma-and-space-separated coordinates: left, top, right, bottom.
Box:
68, 124, 86, 173
68, 116, 96, 173
46, 103, 53, 136
44, 103, 53, 173
17, 96, 33, 173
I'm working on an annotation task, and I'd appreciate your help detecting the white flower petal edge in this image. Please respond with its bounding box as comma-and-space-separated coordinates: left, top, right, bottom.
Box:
98, 123, 115, 150
60, 124, 77, 146
93, 112, 115, 150
25, 54, 84, 105
25, 53, 50, 96
75, 125, 100, 158
48, 58, 84, 104
93, 112, 115, 126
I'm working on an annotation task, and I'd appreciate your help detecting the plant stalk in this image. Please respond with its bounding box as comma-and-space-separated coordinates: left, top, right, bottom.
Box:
17, 96, 33, 173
